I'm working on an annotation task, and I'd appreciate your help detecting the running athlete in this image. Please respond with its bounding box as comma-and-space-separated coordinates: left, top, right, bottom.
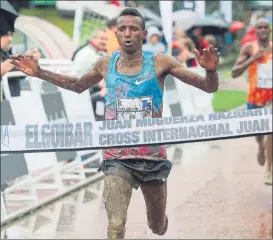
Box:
9, 8, 220, 239
232, 18, 272, 185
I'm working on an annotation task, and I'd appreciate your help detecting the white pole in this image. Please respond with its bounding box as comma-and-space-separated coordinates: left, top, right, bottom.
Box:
159, 1, 173, 56
73, 6, 84, 46
220, 1, 233, 23
194, 1, 206, 19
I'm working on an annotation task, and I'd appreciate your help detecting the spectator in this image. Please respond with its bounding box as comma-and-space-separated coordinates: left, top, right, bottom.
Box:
1, 17, 41, 100
73, 29, 107, 75
106, 17, 120, 57
143, 26, 166, 54
1, 31, 14, 78
204, 34, 216, 47
1, 31, 14, 101
172, 28, 187, 56
72, 28, 108, 121
187, 27, 209, 54
0, 11, 16, 79
174, 28, 186, 40
176, 37, 198, 67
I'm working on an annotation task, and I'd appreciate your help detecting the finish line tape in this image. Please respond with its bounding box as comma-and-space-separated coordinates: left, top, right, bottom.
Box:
1, 108, 272, 154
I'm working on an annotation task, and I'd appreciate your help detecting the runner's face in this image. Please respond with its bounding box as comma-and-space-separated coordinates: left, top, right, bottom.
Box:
116, 15, 147, 53
256, 22, 270, 41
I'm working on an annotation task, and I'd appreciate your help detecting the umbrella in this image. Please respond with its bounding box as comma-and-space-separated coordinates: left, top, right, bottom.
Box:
173, 10, 200, 31
229, 21, 246, 33
0, 0, 19, 34
137, 7, 162, 23
188, 15, 229, 35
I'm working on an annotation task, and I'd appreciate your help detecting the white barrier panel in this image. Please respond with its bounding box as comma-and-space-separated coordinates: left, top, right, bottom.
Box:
1, 108, 272, 154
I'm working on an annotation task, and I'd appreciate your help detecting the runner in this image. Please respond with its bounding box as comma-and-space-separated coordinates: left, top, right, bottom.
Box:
9, 8, 220, 239
232, 18, 272, 185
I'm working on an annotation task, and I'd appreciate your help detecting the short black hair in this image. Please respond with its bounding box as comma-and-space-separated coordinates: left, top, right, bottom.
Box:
118, 7, 145, 30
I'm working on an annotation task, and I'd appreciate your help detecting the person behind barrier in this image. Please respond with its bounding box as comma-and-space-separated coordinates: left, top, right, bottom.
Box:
0, 20, 40, 100
176, 37, 198, 68
1, 31, 14, 77
204, 34, 216, 48
9, 8, 220, 239
72, 28, 108, 120
106, 17, 120, 57
172, 28, 187, 56
72, 28, 108, 76
187, 26, 209, 56
142, 26, 166, 54
232, 18, 272, 185
0, 14, 19, 101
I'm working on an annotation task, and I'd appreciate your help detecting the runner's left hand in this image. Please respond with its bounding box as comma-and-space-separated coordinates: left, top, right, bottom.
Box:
194, 45, 220, 71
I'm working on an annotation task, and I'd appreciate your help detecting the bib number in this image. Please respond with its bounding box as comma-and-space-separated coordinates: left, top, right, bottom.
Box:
116, 97, 153, 120
257, 60, 272, 89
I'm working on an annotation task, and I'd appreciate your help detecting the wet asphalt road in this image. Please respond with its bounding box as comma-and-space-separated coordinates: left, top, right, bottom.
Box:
1, 137, 272, 239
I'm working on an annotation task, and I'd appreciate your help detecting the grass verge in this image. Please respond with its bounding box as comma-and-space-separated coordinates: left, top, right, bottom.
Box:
212, 90, 247, 112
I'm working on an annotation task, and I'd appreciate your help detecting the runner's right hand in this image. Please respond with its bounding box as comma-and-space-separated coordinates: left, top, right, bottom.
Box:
8, 54, 40, 77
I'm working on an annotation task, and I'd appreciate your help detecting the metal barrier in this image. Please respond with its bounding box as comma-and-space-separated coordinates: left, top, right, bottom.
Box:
1, 59, 80, 101
1, 59, 104, 227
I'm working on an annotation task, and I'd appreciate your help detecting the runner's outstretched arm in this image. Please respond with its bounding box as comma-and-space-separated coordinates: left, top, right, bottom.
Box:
159, 45, 219, 93
8, 54, 107, 93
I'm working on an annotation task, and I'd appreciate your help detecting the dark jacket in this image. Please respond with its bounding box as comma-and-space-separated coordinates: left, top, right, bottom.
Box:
1, 47, 22, 99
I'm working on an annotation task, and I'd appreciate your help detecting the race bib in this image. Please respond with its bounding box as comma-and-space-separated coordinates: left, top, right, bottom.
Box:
116, 97, 153, 120
257, 60, 272, 89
